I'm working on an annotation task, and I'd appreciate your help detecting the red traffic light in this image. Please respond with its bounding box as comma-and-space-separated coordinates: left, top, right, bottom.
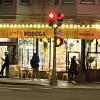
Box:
48, 10, 57, 22
58, 13, 64, 19
48, 13, 54, 18
56, 37, 63, 47
57, 13, 64, 26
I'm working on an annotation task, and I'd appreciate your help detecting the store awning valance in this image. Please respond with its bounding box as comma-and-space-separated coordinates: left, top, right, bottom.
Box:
0, 26, 100, 39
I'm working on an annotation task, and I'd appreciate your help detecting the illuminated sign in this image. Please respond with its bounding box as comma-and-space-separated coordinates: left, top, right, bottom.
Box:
0, 29, 53, 38
78, 29, 100, 39
0, 28, 100, 39
24, 31, 46, 37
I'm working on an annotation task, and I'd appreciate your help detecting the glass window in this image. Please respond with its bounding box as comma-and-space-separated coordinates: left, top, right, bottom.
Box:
4, 0, 13, 4
20, 0, 29, 4
62, 0, 75, 4
80, 0, 94, 4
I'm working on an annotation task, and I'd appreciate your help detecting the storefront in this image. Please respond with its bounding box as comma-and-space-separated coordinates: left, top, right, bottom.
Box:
0, 24, 100, 79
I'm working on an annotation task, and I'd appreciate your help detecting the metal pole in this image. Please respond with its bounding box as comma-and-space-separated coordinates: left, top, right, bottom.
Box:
49, 27, 58, 86
36, 38, 39, 55
96, 39, 98, 69
49, 38, 51, 68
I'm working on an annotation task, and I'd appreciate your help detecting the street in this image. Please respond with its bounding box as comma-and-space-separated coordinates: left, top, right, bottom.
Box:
0, 84, 100, 100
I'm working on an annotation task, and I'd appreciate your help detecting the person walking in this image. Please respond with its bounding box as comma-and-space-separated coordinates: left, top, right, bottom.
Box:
0, 52, 10, 77
69, 56, 78, 83
30, 53, 40, 79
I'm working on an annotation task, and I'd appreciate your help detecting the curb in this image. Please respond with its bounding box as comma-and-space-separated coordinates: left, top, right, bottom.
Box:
0, 81, 47, 86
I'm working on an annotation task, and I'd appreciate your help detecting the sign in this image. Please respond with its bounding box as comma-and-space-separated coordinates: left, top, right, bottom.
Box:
0, 27, 100, 39
78, 28, 100, 39
0, 28, 53, 38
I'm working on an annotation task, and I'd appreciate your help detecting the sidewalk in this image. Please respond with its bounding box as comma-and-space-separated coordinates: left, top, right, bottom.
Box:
0, 77, 100, 89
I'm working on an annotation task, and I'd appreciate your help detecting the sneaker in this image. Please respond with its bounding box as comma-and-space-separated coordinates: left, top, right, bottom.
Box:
71, 81, 76, 84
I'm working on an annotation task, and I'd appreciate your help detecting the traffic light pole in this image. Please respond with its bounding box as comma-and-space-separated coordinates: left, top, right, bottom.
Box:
49, 27, 58, 86
48, 11, 64, 86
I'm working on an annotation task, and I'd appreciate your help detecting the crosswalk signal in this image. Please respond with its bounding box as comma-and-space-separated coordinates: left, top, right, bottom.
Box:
56, 37, 63, 47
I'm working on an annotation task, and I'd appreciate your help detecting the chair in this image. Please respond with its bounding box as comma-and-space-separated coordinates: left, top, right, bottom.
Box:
45, 68, 52, 80
19, 67, 33, 78
27, 68, 33, 78
9, 65, 20, 78
18, 67, 27, 78
62, 72, 68, 81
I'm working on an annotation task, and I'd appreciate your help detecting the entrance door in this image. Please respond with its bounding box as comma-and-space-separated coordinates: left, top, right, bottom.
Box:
67, 52, 80, 81
0, 46, 7, 75
68, 52, 80, 68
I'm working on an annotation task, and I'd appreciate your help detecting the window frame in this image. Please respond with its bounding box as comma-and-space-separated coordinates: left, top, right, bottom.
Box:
61, 0, 75, 4
80, 0, 95, 4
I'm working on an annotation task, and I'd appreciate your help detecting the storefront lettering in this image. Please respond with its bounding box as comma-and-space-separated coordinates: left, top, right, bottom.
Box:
79, 32, 94, 36
24, 31, 46, 37
7, 31, 23, 37
7, 31, 46, 37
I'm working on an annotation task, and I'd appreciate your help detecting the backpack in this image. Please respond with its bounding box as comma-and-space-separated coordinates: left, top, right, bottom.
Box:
30, 59, 33, 66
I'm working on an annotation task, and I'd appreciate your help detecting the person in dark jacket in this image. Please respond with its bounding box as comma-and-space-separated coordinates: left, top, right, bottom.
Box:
0, 52, 9, 77
30, 53, 40, 79
69, 56, 78, 82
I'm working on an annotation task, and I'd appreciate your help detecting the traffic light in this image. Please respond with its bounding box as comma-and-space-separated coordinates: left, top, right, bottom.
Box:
57, 13, 64, 26
48, 10, 57, 26
56, 37, 63, 47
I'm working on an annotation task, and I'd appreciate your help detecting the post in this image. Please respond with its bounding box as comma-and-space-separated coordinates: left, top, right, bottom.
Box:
48, 11, 64, 85
49, 38, 51, 68
49, 27, 58, 86
95, 39, 98, 68
79, 40, 85, 82
36, 38, 39, 55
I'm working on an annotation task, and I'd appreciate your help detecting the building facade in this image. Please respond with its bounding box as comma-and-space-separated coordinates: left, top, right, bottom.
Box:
0, 0, 100, 80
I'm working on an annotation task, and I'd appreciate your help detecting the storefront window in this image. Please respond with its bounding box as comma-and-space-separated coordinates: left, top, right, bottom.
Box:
68, 39, 81, 52
87, 52, 100, 69
86, 39, 100, 69
56, 44, 66, 71
18, 38, 81, 72
67, 39, 81, 69
18, 38, 33, 67
39, 38, 49, 71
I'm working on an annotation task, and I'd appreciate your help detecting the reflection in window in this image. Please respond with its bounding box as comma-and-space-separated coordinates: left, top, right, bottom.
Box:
20, 0, 29, 4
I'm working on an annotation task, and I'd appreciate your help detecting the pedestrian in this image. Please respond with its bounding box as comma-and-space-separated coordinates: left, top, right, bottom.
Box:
69, 56, 78, 83
0, 52, 10, 77
30, 53, 40, 79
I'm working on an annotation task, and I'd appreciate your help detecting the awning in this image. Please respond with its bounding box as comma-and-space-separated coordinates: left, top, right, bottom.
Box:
0, 25, 100, 39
